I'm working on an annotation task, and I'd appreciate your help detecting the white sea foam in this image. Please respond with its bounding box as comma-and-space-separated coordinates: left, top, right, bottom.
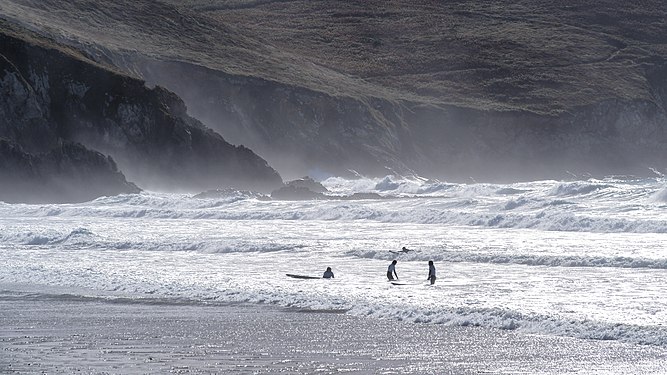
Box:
2, 177, 666, 233
344, 249, 667, 269
1, 176, 666, 349
649, 185, 667, 203
346, 304, 667, 346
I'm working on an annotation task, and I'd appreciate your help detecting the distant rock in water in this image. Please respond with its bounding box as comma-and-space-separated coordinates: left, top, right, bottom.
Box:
0, 23, 283, 202
0, 139, 140, 203
285, 177, 329, 193
271, 186, 326, 200
341, 192, 383, 200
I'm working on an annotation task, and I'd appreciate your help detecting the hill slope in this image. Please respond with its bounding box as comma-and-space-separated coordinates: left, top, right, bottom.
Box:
1, 0, 666, 181
0, 22, 283, 202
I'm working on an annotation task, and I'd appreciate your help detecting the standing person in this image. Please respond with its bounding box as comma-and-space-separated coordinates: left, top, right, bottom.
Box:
427, 260, 436, 285
323, 267, 334, 279
387, 260, 398, 280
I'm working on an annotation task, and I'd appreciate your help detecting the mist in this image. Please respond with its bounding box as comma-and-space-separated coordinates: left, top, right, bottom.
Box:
129, 56, 667, 185
2, 0, 667, 204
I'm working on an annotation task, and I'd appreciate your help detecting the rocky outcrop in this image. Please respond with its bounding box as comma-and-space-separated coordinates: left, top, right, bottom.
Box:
270, 185, 326, 201
0, 139, 140, 203
285, 177, 329, 194
0, 24, 283, 202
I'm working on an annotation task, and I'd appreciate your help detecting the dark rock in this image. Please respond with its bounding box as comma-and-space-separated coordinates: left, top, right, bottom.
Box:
0, 139, 140, 203
0, 23, 284, 200
285, 176, 328, 193
270, 186, 326, 201
341, 192, 383, 200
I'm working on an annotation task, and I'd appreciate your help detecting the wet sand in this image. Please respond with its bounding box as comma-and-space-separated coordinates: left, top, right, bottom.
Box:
1, 292, 666, 374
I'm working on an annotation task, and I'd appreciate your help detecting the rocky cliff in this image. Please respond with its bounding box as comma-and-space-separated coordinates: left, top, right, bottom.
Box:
0, 23, 283, 202
0, 139, 140, 203
1, 0, 666, 182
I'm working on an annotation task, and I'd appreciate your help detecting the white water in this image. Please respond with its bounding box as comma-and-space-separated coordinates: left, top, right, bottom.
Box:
1, 176, 667, 346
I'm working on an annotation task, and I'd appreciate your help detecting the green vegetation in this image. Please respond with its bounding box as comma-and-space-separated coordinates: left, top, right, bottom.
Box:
179, 0, 666, 114
1, 0, 665, 181
3, 0, 665, 114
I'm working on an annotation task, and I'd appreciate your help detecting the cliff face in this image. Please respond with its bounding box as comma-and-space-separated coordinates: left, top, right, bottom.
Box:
132, 59, 411, 178
0, 25, 283, 202
136, 0, 667, 180
1, 0, 666, 182
403, 99, 667, 181
0, 139, 140, 203
0, 28, 141, 202
133, 58, 667, 181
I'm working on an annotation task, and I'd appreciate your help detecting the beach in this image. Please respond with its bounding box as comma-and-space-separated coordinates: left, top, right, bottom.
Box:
2, 179, 667, 374
2, 290, 666, 374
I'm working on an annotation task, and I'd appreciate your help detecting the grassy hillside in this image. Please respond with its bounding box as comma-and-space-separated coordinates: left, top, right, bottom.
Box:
4, 0, 665, 115
2, 0, 665, 181
174, 0, 667, 114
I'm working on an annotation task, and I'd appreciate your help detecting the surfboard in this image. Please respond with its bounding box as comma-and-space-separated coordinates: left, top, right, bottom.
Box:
286, 274, 321, 279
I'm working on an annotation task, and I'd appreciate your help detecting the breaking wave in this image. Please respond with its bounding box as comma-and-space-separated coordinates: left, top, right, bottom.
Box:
1, 176, 666, 234
345, 249, 667, 270
349, 303, 667, 347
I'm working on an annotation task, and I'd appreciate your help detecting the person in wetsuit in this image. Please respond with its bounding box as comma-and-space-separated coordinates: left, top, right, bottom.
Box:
387, 260, 398, 280
323, 267, 334, 279
427, 260, 436, 285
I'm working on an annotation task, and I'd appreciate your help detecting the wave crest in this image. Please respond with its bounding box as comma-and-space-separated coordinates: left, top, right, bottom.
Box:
348, 304, 667, 346
345, 249, 667, 270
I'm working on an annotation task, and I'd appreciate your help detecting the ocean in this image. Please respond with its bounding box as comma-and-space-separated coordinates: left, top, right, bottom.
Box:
1, 175, 667, 355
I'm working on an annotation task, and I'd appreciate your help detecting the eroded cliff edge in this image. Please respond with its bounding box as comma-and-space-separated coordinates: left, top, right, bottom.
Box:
0, 24, 283, 202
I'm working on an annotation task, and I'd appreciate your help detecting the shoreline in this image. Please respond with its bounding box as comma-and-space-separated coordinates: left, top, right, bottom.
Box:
2, 291, 666, 374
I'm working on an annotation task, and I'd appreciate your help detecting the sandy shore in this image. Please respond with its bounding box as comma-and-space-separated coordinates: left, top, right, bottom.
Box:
1, 290, 666, 374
